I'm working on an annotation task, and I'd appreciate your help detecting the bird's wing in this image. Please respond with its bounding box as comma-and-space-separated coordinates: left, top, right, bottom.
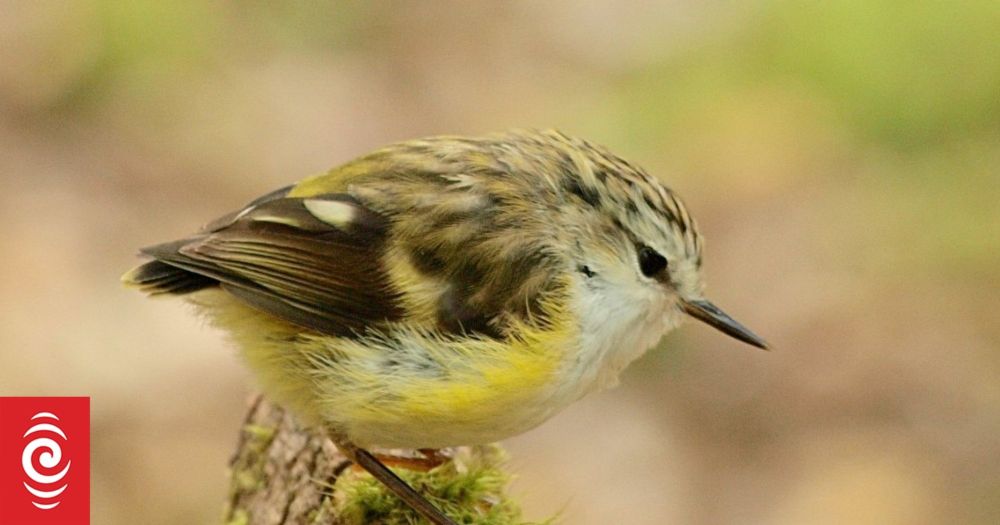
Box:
140, 192, 404, 337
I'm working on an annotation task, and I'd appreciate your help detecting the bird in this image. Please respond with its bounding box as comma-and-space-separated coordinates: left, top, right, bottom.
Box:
123, 129, 767, 524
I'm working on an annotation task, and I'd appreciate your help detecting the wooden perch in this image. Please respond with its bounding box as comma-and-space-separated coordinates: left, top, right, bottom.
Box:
222, 395, 539, 525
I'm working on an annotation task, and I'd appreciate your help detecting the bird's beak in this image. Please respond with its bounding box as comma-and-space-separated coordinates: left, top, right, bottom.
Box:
681, 299, 769, 350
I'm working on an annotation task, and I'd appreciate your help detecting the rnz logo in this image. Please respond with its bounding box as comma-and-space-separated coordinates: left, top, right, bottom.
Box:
21, 411, 72, 510
0, 396, 89, 524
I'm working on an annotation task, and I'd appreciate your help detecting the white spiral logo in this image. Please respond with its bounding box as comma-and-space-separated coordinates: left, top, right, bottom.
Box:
21, 412, 71, 510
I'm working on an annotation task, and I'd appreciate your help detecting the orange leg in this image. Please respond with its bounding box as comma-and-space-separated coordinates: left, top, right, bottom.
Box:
349, 448, 450, 473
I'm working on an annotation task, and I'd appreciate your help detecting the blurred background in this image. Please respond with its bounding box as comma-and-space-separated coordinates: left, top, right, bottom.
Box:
1, 1, 998, 523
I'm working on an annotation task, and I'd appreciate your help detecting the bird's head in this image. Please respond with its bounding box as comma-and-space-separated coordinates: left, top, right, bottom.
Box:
545, 131, 768, 351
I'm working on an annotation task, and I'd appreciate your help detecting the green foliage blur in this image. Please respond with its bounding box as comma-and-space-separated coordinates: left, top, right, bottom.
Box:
1, 1, 997, 524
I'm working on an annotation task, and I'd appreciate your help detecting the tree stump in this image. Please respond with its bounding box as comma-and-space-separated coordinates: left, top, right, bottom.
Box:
222, 395, 535, 525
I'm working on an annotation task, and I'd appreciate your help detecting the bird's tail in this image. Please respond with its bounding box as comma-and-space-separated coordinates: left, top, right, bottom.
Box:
121, 259, 217, 296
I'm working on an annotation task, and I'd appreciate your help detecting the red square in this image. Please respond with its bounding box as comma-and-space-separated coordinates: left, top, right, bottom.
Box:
0, 397, 90, 525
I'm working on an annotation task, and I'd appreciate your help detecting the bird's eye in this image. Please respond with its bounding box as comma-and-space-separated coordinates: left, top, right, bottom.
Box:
638, 245, 667, 277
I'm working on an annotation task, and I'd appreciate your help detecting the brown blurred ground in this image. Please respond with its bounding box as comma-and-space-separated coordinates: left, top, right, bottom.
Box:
1, 1, 998, 524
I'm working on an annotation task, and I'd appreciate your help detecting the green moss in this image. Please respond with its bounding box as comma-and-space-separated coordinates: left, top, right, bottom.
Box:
224, 509, 250, 525
308, 496, 339, 524
334, 445, 552, 525
231, 424, 277, 493
243, 424, 277, 441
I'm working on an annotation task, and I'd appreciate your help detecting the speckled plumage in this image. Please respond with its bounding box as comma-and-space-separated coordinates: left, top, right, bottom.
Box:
124, 129, 738, 450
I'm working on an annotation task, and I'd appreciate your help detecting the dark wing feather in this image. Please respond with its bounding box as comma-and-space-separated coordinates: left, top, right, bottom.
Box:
139, 194, 404, 337
122, 259, 218, 295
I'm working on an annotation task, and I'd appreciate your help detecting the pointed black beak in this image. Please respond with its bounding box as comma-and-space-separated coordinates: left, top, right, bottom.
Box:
682, 299, 769, 350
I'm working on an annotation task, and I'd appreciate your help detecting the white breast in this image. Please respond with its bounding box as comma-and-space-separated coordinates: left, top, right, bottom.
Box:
557, 276, 686, 401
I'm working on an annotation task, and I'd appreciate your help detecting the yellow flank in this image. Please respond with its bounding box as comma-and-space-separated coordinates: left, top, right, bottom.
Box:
397, 319, 567, 419
186, 276, 579, 448
309, 285, 577, 447
185, 289, 328, 425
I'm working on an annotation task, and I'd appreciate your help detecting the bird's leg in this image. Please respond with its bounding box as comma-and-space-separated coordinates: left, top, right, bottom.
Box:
331, 438, 457, 525
362, 448, 448, 472
418, 448, 451, 466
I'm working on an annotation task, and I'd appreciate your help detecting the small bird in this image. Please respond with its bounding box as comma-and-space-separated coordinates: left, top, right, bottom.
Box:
123, 129, 767, 524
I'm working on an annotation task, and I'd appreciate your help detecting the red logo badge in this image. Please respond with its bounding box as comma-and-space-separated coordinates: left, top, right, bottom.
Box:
0, 397, 90, 525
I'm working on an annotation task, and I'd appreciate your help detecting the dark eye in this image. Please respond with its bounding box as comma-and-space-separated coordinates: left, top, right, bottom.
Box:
638, 245, 667, 277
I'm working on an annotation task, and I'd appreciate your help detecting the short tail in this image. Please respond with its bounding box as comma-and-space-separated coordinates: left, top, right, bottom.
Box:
121, 259, 217, 296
